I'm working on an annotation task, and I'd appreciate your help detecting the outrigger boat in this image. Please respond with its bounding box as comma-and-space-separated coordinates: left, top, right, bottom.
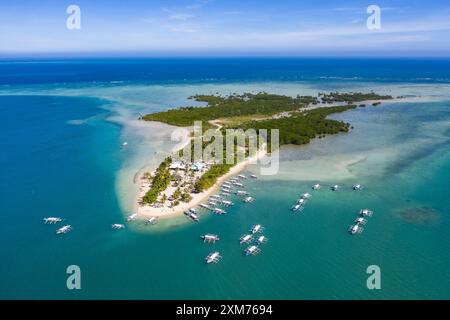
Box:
205, 251, 222, 264
256, 235, 268, 244
185, 211, 199, 221
240, 234, 253, 244
236, 190, 249, 196
208, 200, 218, 206
359, 209, 373, 217
127, 213, 138, 222
297, 198, 306, 206
348, 224, 363, 235
312, 184, 321, 190
243, 196, 255, 203
112, 224, 125, 230
200, 203, 212, 210
291, 203, 303, 212
354, 217, 366, 225
245, 245, 261, 256
238, 175, 247, 179
213, 208, 226, 215
331, 185, 340, 191
300, 192, 311, 199
250, 224, 264, 234
250, 174, 257, 179
233, 182, 244, 187
56, 225, 72, 235
201, 234, 220, 243
352, 184, 363, 191
221, 200, 233, 206
43, 217, 62, 224
145, 217, 158, 225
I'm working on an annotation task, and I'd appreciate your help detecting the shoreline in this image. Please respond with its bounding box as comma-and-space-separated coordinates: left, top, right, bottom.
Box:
134, 144, 266, 220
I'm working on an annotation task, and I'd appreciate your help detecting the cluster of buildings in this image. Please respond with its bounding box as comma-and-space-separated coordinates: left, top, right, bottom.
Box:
169, 160, 205, 172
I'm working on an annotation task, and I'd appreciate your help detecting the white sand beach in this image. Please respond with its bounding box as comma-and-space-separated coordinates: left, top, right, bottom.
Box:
134, 144, 266, 219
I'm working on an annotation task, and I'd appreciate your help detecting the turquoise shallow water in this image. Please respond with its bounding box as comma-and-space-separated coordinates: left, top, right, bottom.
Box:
0, 58, 450, 299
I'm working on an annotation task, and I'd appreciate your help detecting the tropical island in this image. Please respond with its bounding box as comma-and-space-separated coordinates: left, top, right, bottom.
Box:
134, 91, 393, 220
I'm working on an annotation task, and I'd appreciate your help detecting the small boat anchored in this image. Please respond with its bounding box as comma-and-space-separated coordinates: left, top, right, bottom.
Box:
243, 196, 255, 203
213, 208, 226, 215
201, 234, 220, 243
200, 203, 212, 210
354, 217, 366, 225
185, 211, 199, 221
240, 234, 253, 244
250, 224, 264, 234
43, 217, 62, 224
256, 235, 268, 245
238, 174, 247, 179
250, 174, 257, 179
312, 184, 321, 190
300, 192, 311, 199
145, 217, 158, 225
236, 190, 249, 196
331, 185, 340, 191
127, 213, 138, 222
353, 184, 363, 191
205, 251, 222, 264
245, 245, 261, 256
56, 225, 72, 235
112, 224, 125, 230
359, 209, 373, 217
221, 200, 234, 206
348, 224, 363, 235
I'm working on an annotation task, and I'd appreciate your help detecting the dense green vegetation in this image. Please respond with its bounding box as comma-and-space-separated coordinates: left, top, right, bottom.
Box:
194, 164, 232, 193
143, 92, 314, 127
319, 92, 392, 104
142, 157, 172, 204
235, 105, 357, 145
143, 91, 392, 127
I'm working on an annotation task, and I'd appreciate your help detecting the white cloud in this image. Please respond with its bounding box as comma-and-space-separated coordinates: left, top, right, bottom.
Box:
169, 13, 195, 21
170, 25, 198, 33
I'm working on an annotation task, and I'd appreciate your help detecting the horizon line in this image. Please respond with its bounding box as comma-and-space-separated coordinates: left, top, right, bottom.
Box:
1, 52, 450, 60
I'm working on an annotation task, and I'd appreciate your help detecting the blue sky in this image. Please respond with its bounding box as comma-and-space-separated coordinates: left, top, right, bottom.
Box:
1, 0, 450, 56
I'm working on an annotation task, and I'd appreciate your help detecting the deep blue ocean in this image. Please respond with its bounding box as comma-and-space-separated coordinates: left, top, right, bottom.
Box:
0, 58, 449, 299
1, 57, 450, 85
